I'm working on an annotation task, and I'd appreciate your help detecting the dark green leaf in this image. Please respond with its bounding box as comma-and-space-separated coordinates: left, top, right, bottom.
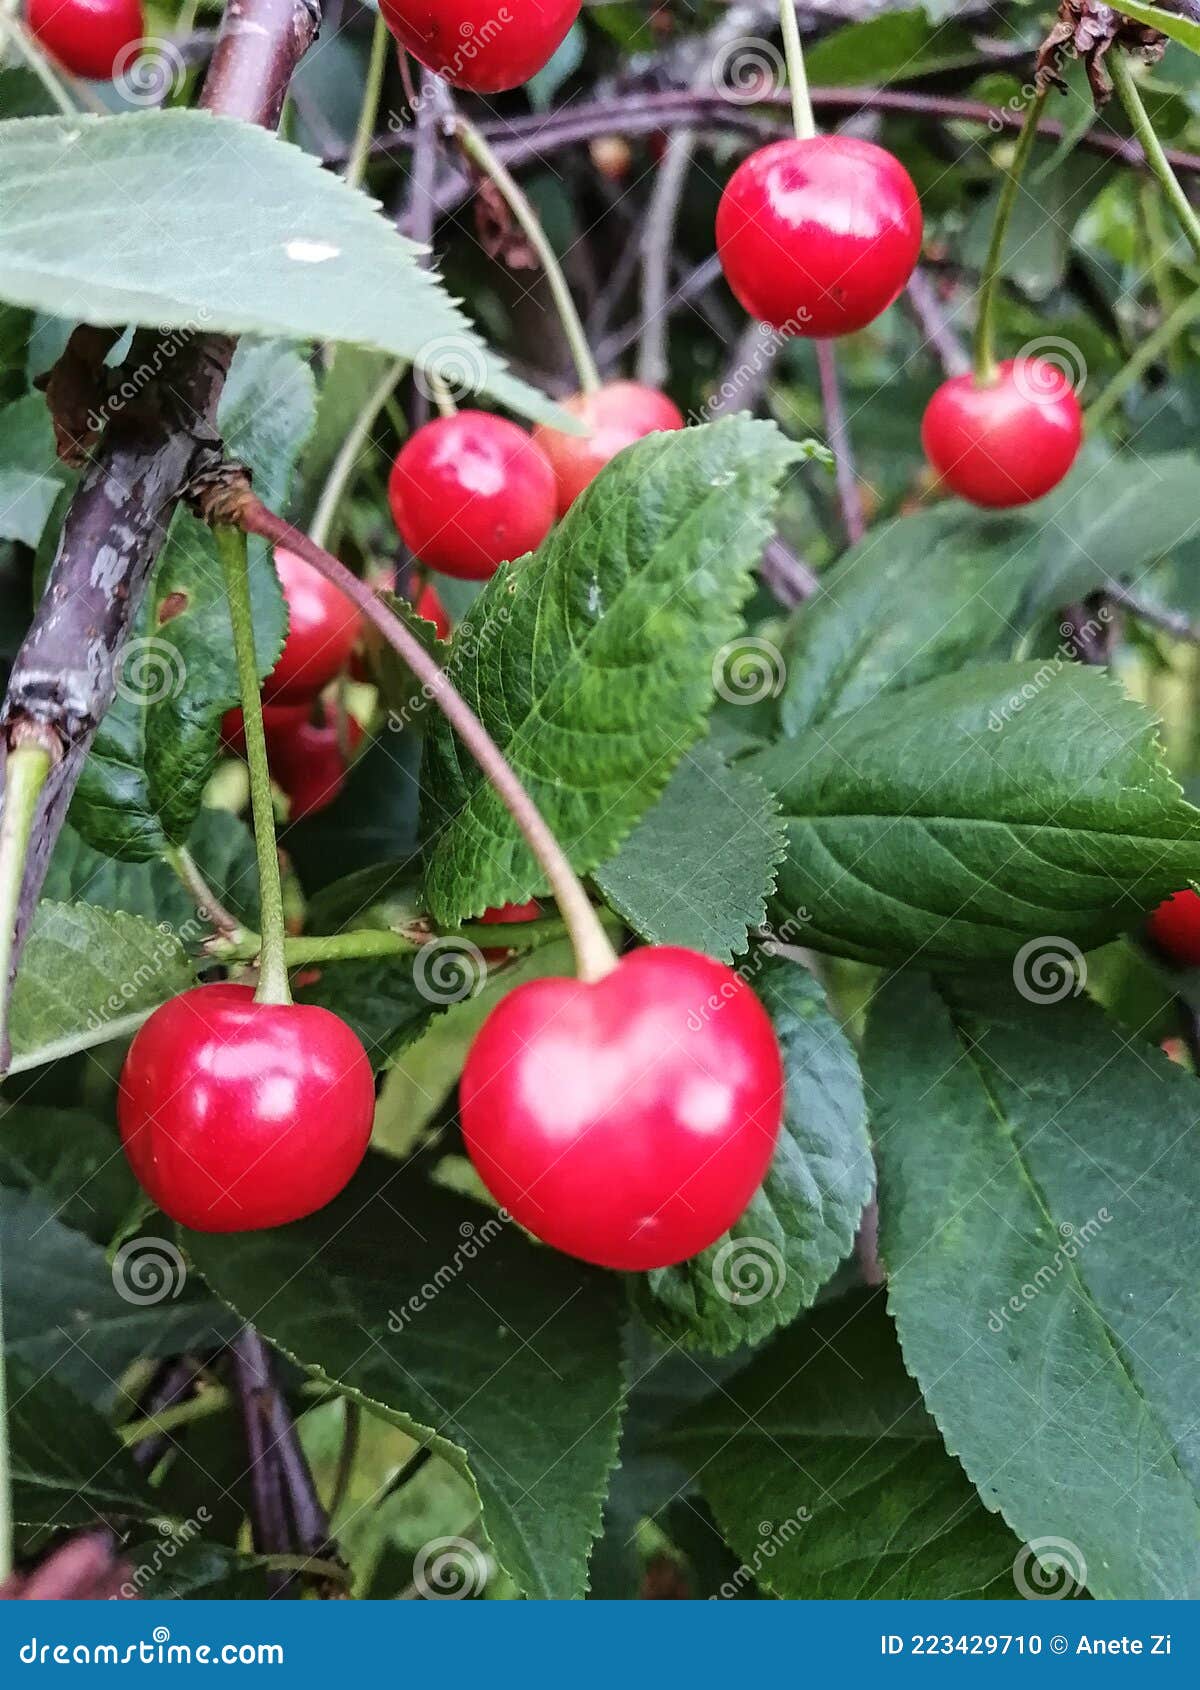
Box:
868, 974, 1200, 1600
754, 662, 1200, 967
2, 1186, 233, 1408
0, 393, 67, 547
7, 1363, 157, 1529
594, 741, 785, 962
423, 417, 803, 923
662, 1293, 1022, 1598
183, 1153, 625, 1600
633, 957, 872, 1353
0, 113, 557, 424
0, 1104, 137, 1242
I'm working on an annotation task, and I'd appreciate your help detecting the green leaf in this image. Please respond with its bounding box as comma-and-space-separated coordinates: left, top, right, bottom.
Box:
423, 417, 803, 923
661, 1293, 1022, 1598
867, 974, 1200, 1600
1107, 1, 1200, 55
753, 662, 1200, 967
0, 392, 67, 547
807, 11, 979, 83
632, 956, 872, 1353
295, 955, 446, 1070
183, 1153, 625, 1600
779, 507, 1036, 739
44, 809, 260, 937
6, 901, 196, 1074
2, 1186, 233, 1408
0, 112, 557, 425
0, 1104, 138, 1243
71, 341, 312, 859
7, 1363, 157, 1529
593, 741, 785, 962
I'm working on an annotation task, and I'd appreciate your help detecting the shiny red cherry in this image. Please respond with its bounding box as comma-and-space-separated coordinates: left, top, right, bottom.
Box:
26, 0, 143, 80
118, 984, 375, 1233
272, 706, 364, 822
388, 412, 556, 581
921, 359, 1083, 508
532, 382, 684, 516
460, 947, 783, 1270
262, 548, 362, 703
479, 899, 541, 963
379, 0, 579, 94
715, 136, 922, 338
1148, 889, 1200, 968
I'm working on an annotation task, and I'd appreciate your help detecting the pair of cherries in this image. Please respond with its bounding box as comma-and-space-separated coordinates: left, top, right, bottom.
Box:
716, 136, 1082, 507
221, 549, 363, 820
388, 383, 683, 580
121, 940, 785, 1269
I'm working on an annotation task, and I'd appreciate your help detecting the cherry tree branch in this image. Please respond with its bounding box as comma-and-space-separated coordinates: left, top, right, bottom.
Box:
0, 0, 321, 1068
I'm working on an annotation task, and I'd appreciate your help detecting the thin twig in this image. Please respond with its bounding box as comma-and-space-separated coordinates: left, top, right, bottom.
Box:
637, 129, 698, 389
905, 268, 971, 378
814, 341, 866, 547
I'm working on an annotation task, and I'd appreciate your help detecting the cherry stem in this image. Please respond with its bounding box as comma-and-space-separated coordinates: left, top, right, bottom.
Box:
345, 11, 390, 193
1111, 51, 1200, 265
310, 358, 405, 552
209, 909, 624, 969
164, 843, 248, 943
235, 500, 620, 984
214, 526, 292, 1007
1087, 286, 1200, 429
778, 1, 816, 142
973, 87, 1046, 386
454, 116, 603, 396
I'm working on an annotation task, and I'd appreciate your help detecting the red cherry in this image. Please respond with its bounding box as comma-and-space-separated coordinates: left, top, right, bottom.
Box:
118, 983, 375, 1233
479, 899, 541, 963
532, 382, 684, 516
378, 0, 579, 94
1148, 889, 1200, 967
272, 706, 364, 822
26, 0, 143, 80
921, 359, 1083, 508
413, 582, 452, 641
262, 548, 362, 703
715, 136, 922, 338
388, 412, 556, 581
460, 947, 783, 1270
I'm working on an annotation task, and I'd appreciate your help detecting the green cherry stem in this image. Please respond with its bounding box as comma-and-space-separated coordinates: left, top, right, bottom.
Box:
455, 117, 603, 395
215, 526, 291, 1007
345, 11, 391, 193
1086, 284, 1200, 429
309, 358, 406, 552
235, 499, 619, 984
1111, 50, 1200, 265
208, 909, 624, 970
778, 1, 816, 141
974, 86, 1047, 386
